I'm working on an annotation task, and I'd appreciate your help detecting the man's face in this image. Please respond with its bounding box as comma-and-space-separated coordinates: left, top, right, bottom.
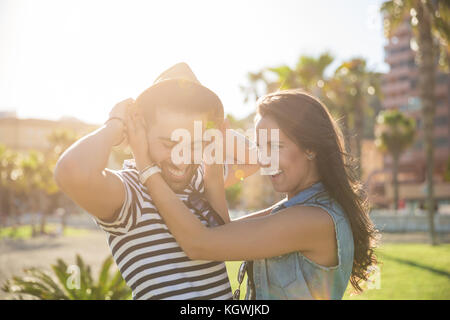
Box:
145, 108, 209, 193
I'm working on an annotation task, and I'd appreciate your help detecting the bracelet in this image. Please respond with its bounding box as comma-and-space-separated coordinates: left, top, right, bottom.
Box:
105, 117, 126, 147
139, 162, 155, 175
139, 165, 162, 185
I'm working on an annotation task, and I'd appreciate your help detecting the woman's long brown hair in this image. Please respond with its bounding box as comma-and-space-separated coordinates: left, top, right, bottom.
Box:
257, 89, 379, 292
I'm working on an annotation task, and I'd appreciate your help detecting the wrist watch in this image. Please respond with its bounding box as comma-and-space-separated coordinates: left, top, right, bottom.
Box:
139, 163, 162, 185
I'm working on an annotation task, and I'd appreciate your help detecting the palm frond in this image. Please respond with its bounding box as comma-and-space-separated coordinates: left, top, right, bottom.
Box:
2, 255, 131, 300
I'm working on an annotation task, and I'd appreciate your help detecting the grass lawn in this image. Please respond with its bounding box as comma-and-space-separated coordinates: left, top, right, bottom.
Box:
0, 224, 89, 240
226, 243, 450, 300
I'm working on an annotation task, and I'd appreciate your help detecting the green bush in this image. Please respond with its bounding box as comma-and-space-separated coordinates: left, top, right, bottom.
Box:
2, 254, 131, 300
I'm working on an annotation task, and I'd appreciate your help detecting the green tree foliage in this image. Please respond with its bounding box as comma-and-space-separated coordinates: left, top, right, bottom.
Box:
381, 0, 449, 245
375, 110, 416, 211
241, 53, 382, 180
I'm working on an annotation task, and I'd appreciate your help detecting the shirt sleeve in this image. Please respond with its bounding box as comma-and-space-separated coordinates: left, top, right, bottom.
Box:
92, 159, 140, 236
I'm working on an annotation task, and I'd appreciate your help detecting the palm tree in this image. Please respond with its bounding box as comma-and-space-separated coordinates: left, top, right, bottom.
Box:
46, 128, 79, 160
38, 155, 60, 234
327, 58, 382, 178
44, 128, 80, 233
268, 52, 334, 94
16, 150, 47, 236
0, 145, 22, 229
1, 129, 80, 234
240, 71, 271, 104
294, 53, 335, 94
240, 53, 382, 181
0, 144, 8, 226
381, 0, 449, 245
240, 52, 335, 104
375, 110, 416, 212
444, 156, 450, 182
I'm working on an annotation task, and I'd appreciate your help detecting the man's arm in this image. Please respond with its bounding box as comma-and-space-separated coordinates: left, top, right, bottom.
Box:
54, 99, 132, 222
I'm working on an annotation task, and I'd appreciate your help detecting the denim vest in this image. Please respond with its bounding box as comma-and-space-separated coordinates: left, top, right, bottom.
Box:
247, 182, 354, 300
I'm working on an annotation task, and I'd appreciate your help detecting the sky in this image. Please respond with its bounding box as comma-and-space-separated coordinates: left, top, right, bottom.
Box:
0, 0, 388, 125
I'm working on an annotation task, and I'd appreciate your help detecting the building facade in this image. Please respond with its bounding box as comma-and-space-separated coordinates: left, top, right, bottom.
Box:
0, 117, 95, 152
375, 20, 450, 208
0, 116, 123, 169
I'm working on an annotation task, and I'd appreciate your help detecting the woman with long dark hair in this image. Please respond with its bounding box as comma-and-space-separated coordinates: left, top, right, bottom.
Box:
127, 89, 379, 299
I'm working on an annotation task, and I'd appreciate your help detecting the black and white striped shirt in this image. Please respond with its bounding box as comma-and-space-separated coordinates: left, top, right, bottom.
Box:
93, 159, 232, 300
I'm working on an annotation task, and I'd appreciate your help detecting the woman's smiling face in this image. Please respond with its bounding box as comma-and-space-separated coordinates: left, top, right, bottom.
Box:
255, 115, 319, 198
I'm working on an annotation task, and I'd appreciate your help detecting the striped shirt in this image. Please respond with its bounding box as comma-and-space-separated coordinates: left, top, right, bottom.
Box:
93, 159, 232, 300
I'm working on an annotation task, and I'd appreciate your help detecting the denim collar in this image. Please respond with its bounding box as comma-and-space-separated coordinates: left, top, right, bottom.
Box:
282, 181, 325, 208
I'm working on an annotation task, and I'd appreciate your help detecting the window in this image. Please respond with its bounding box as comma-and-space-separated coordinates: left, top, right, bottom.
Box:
435, 136, 449, 147
434, 116, 448, 127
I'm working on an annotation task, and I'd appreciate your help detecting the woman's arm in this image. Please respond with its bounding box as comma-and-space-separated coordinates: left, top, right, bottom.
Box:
127, 112, 335, 262
141, 169, 334, 261
232, 200, 286, 221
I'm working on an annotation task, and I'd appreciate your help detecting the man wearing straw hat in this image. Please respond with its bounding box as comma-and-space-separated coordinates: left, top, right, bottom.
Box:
54, 62, 256, 299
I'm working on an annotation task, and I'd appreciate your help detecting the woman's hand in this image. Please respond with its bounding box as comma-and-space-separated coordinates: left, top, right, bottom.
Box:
125, 104, 153, 171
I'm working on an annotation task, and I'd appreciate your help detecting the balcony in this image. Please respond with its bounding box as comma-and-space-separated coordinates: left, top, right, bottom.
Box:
385, 49, 415, 66
384, 65, 415, 80
382, 80, 410, 96
383, 95, 410, 109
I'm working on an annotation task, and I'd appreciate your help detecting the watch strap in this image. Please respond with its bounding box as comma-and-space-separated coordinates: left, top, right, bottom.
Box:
139, 165, 161, 184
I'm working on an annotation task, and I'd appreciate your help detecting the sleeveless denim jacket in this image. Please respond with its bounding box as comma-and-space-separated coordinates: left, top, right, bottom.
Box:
247, 182, 354, 300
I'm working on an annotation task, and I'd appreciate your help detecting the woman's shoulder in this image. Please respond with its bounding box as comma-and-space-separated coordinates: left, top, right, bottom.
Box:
279, 204, 336, 236
293, 190, 348, 223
